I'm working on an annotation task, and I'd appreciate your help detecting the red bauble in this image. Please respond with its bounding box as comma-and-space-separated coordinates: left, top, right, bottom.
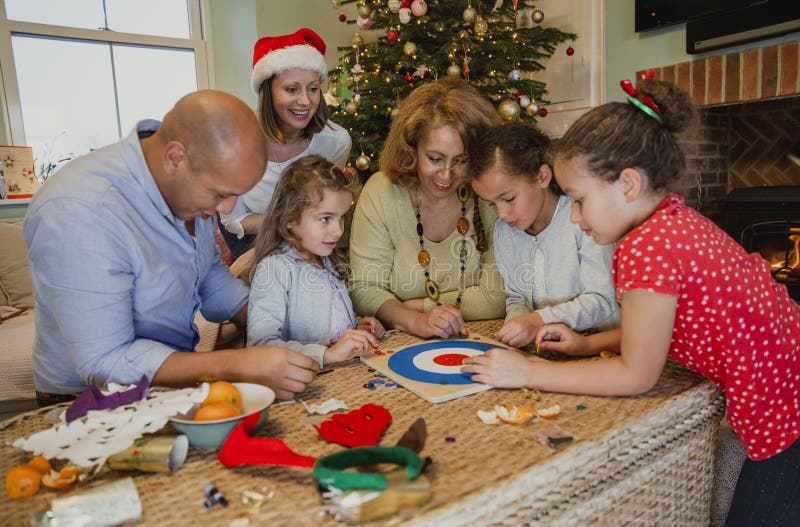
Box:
566, 46, 574, 56
339, 13, 346, 22
387, 29, 399, 41
404, 73, 414, 82
539, 107, 548, 117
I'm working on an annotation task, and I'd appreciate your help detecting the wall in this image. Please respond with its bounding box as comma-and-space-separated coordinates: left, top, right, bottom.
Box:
604, 0, 800, 102
208, 0, 259, 108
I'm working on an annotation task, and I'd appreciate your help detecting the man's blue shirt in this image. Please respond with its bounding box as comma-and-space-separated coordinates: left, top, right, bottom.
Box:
24, 120, 249, 393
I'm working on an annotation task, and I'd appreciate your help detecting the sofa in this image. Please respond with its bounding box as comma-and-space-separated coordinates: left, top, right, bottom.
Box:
0, 219, 36, 402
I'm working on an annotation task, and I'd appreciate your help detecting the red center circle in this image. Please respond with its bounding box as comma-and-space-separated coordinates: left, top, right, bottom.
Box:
433, 353, 469, 366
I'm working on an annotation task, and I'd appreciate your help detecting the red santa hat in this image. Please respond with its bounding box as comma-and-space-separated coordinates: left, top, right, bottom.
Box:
251, 27, 327, 94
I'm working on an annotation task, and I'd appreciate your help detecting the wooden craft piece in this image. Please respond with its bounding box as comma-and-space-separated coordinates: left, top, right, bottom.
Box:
361, 333, 509, 403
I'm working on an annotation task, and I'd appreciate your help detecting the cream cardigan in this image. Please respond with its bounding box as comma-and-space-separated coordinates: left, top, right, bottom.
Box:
349, 171, 506, 320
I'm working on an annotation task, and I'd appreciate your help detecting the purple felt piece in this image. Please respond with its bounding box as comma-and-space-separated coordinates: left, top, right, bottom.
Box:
65, 375, 150, 422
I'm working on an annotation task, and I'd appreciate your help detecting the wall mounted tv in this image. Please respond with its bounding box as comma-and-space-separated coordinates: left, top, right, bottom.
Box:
636, 0, 800, 54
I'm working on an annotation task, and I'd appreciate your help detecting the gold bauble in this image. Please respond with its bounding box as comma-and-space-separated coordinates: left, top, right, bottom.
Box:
447, 64, 461, 77
403, 41, 418, 56
329, 0, 342, 8
352, 33, 364, 47
355, 154, 371, 171
474, 17, 488, 35
388, 0, 401, 12
357, 3, 372, 17
463, 6, 477, 23
498, 99, 521, 122
526, 103, 540, 117
346, 100, 359, 114
532, 9, 544, 23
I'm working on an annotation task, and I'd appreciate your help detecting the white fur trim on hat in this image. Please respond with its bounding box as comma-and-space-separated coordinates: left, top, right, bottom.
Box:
251, 45, 327, 94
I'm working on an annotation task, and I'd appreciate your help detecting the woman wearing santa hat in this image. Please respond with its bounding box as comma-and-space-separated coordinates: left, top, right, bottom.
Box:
219, 27, 351, 258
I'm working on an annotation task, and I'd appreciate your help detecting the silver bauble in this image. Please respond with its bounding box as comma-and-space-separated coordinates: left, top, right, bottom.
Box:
519, 95, 531, 108
532, 9, 544, 23
447, 64, 461, 76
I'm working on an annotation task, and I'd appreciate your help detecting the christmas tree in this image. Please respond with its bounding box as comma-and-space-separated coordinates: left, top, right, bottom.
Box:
325, 0, 576, 172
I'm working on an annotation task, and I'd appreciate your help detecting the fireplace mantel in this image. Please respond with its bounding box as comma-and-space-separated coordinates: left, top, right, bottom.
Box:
637, 40, 799, 108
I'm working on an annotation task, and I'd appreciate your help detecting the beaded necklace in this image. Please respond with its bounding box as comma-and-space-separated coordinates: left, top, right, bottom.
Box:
415, 185, 474, 307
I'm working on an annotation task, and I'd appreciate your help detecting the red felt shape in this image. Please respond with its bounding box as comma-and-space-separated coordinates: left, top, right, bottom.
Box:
218, 413, 317, 468
314, 404, 392, 448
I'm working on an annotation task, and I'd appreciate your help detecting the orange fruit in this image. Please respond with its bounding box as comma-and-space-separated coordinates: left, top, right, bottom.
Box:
194, 402, 241, 421
202, 381, 242, 411
5, 465, 41, 499
25, 455, 51, 475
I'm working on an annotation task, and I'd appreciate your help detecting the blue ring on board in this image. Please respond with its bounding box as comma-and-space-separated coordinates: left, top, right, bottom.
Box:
387, 340, 504, 385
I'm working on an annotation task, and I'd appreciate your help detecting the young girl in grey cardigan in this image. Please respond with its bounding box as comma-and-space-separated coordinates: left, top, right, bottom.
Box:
469, 122, 619, 348
247, 155, 384, 367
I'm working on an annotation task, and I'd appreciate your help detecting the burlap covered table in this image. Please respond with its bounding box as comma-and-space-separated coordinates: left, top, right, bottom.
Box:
1, 320, 724, 526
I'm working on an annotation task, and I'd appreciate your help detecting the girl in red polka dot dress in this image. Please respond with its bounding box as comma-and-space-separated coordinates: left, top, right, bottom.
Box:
461, 77, 800, 526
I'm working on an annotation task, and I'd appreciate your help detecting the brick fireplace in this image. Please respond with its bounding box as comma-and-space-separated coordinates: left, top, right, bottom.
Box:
637, 40, 800, 218
638, 40, 800, 301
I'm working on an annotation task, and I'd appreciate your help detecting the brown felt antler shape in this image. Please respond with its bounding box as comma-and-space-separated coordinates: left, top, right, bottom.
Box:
314, 404, 392, 448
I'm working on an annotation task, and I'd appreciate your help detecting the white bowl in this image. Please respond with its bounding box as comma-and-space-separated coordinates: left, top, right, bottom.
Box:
169, 383, 275, 450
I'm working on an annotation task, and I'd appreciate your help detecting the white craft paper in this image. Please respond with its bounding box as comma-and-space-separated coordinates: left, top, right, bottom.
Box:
11, 384, 207, 471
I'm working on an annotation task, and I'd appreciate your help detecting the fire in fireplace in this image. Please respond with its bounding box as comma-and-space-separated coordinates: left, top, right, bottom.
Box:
721, 186, 800, 302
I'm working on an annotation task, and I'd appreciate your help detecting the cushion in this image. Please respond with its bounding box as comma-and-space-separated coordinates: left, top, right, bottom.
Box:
0, 220, 34, 309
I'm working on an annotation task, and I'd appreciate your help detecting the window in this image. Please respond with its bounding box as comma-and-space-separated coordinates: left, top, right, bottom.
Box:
0, 0, 211, 180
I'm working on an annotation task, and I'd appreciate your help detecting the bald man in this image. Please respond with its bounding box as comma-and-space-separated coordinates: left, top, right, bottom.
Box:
24, 90, 318, 404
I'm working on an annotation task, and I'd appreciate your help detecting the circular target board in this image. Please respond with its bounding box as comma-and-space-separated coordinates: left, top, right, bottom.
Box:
387, 340, 503, 385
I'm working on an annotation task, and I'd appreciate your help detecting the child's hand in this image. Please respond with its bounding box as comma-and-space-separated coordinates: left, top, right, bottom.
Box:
536, 324, 588, 356
414, 305, 465, 339
460, 347, 534, 388
356, 317, 385, 339
324, 329, 378, 365
495, 312, 545, 348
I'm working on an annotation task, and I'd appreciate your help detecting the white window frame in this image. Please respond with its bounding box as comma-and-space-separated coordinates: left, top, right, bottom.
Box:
0, 0, 215, 146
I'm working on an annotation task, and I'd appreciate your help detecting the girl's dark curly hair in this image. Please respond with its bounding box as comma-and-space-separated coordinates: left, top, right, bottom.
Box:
554, 79, 696, 190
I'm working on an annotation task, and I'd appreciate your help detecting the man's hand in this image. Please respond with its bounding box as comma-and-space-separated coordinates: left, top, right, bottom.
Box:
153, 346, 319, 401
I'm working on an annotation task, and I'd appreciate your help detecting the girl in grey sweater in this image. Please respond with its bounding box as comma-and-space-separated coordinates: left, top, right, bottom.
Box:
246, 155, 384, 367
469, 123, 619, 348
